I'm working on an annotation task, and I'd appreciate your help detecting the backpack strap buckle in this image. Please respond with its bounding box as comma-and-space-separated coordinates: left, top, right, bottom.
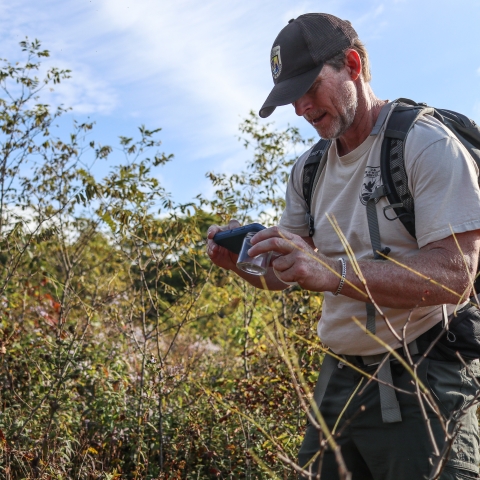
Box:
305, 212, 315, 237
366, 186, 390, 260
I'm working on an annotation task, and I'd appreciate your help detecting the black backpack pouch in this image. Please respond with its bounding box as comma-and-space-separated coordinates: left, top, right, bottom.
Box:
417, 303, 480, 362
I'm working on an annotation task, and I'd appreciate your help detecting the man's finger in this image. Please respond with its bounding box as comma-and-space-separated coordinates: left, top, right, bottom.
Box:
207, 225, 219, 239
207, 241, 217, 257
248, 237, 293, 257
228, 219, 241, 229
251, 225, 291, 244
207, 220, 242, 239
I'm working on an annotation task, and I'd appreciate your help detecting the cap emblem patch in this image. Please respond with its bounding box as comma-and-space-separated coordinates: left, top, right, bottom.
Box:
271, 45, 282, 79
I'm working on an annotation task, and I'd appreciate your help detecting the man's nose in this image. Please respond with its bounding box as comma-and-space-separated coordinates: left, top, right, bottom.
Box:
293, 93, 312, 116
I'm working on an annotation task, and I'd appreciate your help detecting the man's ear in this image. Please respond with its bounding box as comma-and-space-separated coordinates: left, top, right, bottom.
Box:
344, 49, 362, 81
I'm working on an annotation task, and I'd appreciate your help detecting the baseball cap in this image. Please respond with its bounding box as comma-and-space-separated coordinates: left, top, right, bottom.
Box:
259, 13, 358, 118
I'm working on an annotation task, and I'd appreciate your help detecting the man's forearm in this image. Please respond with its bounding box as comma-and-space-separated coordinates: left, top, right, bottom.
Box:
338, 247, 475, 309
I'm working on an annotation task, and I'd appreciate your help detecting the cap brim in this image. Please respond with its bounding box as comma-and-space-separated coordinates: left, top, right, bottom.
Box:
259, 63, 324, 118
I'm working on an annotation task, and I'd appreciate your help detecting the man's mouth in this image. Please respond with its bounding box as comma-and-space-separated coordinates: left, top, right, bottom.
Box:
308, 112, 327, 126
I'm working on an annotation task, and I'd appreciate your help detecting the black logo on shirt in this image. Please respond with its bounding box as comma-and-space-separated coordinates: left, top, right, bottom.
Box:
360, 166, 382, 205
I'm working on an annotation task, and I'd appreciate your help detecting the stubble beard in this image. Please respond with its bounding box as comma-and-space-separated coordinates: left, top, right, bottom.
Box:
309, 81, 358, 140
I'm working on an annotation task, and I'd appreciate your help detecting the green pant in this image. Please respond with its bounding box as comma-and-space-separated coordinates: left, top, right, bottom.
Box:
298, 356, 480, 479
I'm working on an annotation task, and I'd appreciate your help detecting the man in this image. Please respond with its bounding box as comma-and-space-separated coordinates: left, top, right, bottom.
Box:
207, 13, 480, 479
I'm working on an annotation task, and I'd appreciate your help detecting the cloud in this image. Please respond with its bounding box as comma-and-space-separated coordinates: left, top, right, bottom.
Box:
0, 0, 117, 115
13, 56, 118, 116
362, 3, 385, 20
351, 3, 389, 40
96, 0, 265, 129
43, 62, 118, 115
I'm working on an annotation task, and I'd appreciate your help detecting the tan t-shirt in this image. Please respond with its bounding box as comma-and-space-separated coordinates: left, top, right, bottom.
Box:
280, 102, 480, 355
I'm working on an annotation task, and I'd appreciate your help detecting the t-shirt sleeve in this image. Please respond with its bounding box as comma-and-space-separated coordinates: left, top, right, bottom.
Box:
279, 149, 311, 237
405, 116, 480, 248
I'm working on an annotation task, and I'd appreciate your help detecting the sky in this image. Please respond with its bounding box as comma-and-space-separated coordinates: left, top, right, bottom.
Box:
1, 0, 479, 206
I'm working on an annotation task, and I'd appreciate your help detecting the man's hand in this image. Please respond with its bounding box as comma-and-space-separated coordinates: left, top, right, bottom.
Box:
206, 219, 242, 271
248, 226, 340, 292
206, 222, 301, 291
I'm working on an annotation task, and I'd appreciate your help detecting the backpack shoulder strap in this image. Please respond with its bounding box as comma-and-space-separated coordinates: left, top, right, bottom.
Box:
380, 100, 430, 239
302, 138, 332, 236
381, 99, 480, 241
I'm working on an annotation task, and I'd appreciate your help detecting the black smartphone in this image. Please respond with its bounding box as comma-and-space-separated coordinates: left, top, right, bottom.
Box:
213, 223, 265, 254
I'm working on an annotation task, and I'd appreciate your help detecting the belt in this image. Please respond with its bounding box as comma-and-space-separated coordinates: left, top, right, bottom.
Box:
314, 339, 421, 425
340, 338, 420, 368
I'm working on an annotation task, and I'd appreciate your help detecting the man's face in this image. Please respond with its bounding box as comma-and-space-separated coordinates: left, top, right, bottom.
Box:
292, 65, 358, 139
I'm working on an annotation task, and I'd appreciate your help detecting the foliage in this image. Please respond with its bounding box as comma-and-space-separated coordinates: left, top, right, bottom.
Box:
202, 113, 313, 226
0, 40, 324, 479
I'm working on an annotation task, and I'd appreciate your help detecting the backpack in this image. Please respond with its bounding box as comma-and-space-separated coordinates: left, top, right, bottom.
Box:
302, 98, 480, 261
